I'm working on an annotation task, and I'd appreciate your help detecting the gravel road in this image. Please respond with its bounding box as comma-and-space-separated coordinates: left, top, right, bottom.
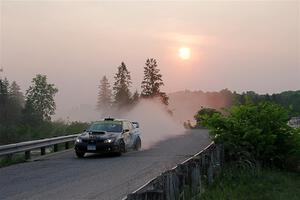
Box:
0, 129, 210, 200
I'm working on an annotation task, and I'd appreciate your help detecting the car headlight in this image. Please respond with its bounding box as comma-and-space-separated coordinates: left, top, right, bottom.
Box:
104, 138, 115, 143
76, 138, 82, 143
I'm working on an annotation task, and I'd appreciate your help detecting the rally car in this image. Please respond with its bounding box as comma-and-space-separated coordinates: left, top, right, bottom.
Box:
74, 118, 141, 158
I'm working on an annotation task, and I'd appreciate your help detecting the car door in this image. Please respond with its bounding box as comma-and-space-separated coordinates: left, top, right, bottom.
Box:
122, 121, 131, 148
127, 122, 136, 148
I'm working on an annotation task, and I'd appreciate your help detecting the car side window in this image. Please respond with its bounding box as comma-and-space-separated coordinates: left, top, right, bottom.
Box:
122, 122, 126, 131
124, 121, 133, 131
123, 121, 129, 131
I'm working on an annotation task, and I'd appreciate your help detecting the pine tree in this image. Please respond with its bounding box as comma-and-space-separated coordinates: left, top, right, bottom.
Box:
0, 78, 9, 106
113, 62, 132, 108
97, 75, 112, 114
8, 81, 25, 124
9, 81, 25, 107
141, 58, 169, 105
0, 78, 9, 125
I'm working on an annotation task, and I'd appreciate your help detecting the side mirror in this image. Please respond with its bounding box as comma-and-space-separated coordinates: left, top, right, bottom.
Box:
132, 122, 139, 129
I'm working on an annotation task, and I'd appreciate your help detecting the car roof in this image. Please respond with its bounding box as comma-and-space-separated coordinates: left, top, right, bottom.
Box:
92, 118, 129, 123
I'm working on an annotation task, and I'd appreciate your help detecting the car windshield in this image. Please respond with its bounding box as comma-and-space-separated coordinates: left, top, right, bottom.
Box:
87, 121, 122, 133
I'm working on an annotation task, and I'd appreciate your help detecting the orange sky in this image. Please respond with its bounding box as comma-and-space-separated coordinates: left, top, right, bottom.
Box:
0, 0, 299, 118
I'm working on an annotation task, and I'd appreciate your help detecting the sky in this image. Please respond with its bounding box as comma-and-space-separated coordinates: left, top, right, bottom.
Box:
0, 0, 299, 119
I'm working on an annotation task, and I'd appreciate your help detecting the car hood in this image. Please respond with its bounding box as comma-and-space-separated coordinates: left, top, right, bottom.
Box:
79, 131, 121, 139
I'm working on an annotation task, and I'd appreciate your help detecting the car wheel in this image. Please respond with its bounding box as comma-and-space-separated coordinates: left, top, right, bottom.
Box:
75, 151, 85, 158
134, 136, 141, 151
119, 140, 126, 154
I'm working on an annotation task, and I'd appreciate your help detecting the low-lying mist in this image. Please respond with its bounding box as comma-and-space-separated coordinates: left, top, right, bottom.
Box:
122, 99, 185, 149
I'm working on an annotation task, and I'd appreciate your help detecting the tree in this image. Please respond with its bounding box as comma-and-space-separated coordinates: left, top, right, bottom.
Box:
24, 74, 58, 122
141, 58, 168, 105
113, 62, 132, 108
9, 81, 25, 107
97, 75, 112, 114
8, 81, 24, 124
194, 107, 220, 127
0, 78, 9, 125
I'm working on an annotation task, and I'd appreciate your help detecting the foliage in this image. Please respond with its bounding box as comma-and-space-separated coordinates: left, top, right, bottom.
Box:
0, 75, 89, 145
113, 62, 132, 108
8, 81, 24, 124
199, 165, 300, 200
0, 79, 25, 127
0, 78, 10, 125
141, 58, 163, 96
0, 154, 26, 168
97, 75, 112, 115
234, 90, 300, 116
0, 120, 89, 145
203, 102, 300, 169
194, 107, 220, 127
9, 81, 25, 107
141, 58, 169, 105
24, 74, 58, 122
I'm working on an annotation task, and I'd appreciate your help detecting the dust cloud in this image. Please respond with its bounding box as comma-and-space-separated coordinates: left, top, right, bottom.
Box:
55, 98, 187, 149
123, 99, 185, 149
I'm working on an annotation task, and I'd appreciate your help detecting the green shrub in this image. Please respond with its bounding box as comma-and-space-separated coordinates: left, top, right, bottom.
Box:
203, 102, 300, 170
194, 108, 220, 127
0, 121, 89, 145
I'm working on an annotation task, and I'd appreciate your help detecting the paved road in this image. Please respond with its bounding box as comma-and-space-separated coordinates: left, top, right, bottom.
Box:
0, 129, 210, 200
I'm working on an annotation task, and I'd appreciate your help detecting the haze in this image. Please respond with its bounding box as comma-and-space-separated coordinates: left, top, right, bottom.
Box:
1, 0, 299, 120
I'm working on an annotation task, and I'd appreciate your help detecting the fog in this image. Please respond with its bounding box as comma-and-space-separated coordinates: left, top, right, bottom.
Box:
1, 0, 299, 146
1, 1, 299, 116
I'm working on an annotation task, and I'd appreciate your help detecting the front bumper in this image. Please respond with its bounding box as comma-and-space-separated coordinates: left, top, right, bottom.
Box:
74, 142, 120, 153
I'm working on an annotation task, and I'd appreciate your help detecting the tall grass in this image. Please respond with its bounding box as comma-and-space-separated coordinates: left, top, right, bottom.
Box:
199, 166, 300, 200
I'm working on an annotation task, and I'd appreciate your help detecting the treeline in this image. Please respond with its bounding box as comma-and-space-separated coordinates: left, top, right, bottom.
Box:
0, 58, 168, 145
0, 75, 88, 145
96, 58, 168, 116
234, 90, 300, 116
169, 89, 300, 123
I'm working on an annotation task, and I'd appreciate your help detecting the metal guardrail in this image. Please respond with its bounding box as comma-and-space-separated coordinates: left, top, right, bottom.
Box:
0, 134, 79, 159
125, 142, 224, 200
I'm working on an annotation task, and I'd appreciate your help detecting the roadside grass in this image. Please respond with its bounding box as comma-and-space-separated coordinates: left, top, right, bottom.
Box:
199, 166, 300, 200
0, 154, 26, 168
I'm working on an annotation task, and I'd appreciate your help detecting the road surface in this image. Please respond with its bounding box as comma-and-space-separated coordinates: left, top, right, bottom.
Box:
0, 129, 210, 200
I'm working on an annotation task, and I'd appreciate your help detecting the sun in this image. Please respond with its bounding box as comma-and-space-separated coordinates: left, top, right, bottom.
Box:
178, 47, 191, 60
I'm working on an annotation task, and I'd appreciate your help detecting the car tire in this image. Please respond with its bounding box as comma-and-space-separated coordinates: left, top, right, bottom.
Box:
75, 151, 85, 158
117, 140, 126, 156
134, 136, 141, 151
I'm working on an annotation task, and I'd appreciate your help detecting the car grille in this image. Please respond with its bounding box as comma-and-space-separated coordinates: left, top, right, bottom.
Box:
82, 139, 105, 144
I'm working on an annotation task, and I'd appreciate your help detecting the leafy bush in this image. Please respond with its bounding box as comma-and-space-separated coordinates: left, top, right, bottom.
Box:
194, 108, 220, 127
203, 102, 300, 170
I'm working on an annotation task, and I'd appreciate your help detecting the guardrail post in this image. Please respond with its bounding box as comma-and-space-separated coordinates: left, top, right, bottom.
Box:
54, 144, 58, 152
65, 142, 69, 149
25, 151, 31, 160
41, 147, 46, 155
